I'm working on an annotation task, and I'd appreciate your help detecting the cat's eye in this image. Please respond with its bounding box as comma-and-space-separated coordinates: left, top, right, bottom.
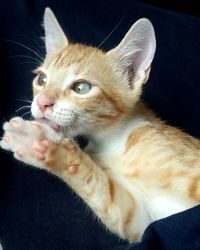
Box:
37, 73, 47, 86
73, 82, 92, 94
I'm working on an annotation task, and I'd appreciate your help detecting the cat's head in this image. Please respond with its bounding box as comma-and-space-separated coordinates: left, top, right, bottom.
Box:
31, 8, 156, 138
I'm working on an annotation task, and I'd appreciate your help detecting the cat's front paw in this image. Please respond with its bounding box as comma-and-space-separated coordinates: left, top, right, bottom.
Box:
0, 117, 61, 168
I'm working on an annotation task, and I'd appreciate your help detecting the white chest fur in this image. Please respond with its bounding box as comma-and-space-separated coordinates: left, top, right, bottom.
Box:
93, 116, 151, 164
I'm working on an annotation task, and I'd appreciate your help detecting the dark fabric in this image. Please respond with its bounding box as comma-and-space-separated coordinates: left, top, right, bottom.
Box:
0, 1, 200, 249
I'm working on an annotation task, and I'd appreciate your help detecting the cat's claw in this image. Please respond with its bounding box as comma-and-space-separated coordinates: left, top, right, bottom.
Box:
0, 117, 62, 168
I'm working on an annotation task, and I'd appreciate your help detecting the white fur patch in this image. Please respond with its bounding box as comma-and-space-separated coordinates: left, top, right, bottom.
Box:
145, 190, 197, 220
95, 116, 151, 160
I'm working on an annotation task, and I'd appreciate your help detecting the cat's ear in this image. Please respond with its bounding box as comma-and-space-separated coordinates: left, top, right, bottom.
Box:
107, 18, 156, 88
44, 7, 68, 56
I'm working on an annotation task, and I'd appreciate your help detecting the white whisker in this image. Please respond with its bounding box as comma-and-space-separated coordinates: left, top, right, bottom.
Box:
97, 16, 125, 49
21, 111, 32, 118
16, 61, 40, 67
14, 98, 32, 104
8, 55, 42, 64
21, 33, 46, 56
15, 105, 31, 113
2, 39, 44, 61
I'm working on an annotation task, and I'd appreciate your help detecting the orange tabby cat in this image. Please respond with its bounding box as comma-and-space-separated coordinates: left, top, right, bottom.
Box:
1, 8, 199, 243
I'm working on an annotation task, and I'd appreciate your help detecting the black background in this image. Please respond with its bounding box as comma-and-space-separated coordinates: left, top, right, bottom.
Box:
0, 1, 200, 249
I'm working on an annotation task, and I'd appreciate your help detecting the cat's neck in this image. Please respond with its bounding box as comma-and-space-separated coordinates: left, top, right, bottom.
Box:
87, 102, 157, 151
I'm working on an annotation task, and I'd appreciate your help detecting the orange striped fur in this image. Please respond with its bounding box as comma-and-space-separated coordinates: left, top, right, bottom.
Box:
32, 11, 199, 241
24, 9, 200, 241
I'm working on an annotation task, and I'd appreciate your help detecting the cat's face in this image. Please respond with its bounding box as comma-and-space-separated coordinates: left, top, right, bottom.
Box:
31, 8, 156, 138
31, 44, 133, 137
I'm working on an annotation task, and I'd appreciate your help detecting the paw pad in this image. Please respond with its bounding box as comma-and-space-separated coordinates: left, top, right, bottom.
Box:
10, 120, 20, 128
68, 164, 79, 175
16, 150, 24, 158
31, 123, 41, 130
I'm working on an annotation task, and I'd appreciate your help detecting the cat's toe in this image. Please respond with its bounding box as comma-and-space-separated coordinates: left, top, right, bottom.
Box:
0, 139, 10, 150
3, 121, 12, 131
14, 149, 33, 162
3, 117, 24, 132
10, 119, 21, 128
0, 132, 25, 153
0, 134, 12, 150
3, 135, 11, 143
10, 117, 24, 127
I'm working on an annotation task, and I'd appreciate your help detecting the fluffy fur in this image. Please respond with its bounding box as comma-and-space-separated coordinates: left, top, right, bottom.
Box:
1, 8, 199, 242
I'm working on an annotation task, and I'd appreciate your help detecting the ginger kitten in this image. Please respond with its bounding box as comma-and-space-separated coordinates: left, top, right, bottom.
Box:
1, 8, 199, 242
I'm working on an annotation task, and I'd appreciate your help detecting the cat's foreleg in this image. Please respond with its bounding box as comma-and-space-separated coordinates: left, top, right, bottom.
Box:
46, 144, 148, 242
0, 117, 149, 242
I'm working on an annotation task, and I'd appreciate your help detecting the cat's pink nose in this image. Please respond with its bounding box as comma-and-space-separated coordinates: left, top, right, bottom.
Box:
37, 95, 54, 113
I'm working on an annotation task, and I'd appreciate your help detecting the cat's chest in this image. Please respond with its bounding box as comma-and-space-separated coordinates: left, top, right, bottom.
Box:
87, 139, 125, 170
89, 133, 128, 170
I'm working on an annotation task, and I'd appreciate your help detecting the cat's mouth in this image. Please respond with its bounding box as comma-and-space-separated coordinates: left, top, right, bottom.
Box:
48, 120, 61, 132
36, 118, 61, 132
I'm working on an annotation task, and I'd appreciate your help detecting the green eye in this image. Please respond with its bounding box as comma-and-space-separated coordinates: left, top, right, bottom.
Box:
37, 73, 47, 86
73, 82, 92, 94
